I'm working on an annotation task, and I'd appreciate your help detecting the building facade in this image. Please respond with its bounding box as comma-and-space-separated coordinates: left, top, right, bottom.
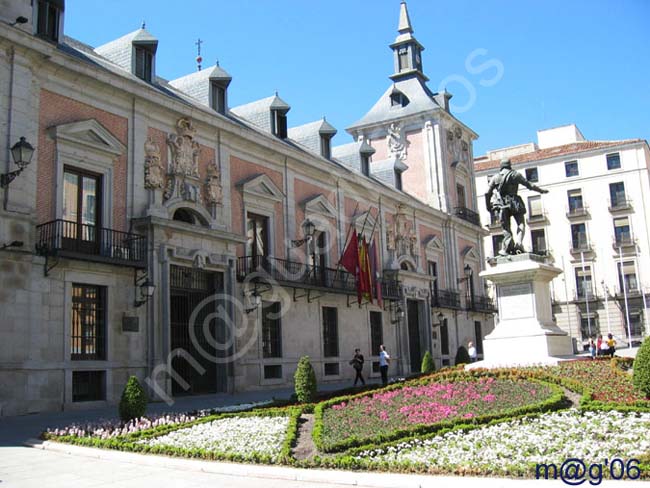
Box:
0, 0, 493, 416
475, 124, 650, 350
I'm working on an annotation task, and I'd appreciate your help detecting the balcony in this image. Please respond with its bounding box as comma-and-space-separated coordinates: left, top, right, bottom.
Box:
36, 219, 147, 268
471, 295, 498, 313
431, 288, 461, 309
454, 206, 481, 227
527, 211, 548, 225
608, 198, 633, 213
569, 239, 593, 255
615, 287, 649, 300
573, 290, 599, 303
566, 205, 590, 220
236, 255, 402, 300
612, 235, 638, 253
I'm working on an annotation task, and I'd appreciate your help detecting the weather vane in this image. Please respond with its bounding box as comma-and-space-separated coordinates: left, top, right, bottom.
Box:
195, 38, 203, 71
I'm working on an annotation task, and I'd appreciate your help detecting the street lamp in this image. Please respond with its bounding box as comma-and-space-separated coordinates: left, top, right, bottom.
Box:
291, 219, 316, 247
391, 304, 405, 324
432, 312, 444, 327
134, 279, 156, 307
1, 137, 35, 188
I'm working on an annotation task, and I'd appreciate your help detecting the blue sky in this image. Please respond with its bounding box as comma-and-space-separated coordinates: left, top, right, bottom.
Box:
65, 0, 650, 156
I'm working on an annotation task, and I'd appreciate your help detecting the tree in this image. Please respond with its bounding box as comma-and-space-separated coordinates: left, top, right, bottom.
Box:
421, 351, 435, 374
455, 346, 471, 366
633, 336, 650, 399
294, 356, 317, 403
119, 376, 148, 422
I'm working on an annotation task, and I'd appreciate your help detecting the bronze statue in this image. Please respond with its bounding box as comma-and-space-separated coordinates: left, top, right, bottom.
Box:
486, 159, 548, 255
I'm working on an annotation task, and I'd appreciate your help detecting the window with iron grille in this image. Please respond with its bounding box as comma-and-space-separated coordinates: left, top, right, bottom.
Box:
71, 284, 106, 360
262, 302, 282, 358
322, 306, 339, 357
72, 370, 105, 402
369, 311, 383, 357
606, 153, 621, 170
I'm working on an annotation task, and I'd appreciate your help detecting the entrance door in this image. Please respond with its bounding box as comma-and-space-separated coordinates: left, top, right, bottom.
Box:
407, 299, 422, 373
170, 265, 227, 396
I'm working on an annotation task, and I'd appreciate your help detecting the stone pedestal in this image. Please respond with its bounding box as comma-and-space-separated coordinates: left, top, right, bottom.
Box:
467, 254, 573, 369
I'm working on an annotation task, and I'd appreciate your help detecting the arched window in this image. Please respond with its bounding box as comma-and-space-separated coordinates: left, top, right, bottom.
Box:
172, 208, 208, 227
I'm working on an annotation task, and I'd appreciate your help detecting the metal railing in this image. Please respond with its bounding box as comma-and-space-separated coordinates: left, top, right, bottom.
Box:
569, 238, 592, 254
381, 279, 403, 301
566, 205, 589, 219
608, 198, 633, 212
471, 294, 498, 313
574, 290, 599, 302
454, 206, 481, 226
36, 219, 147, 268
431, 288, 461, 309
613, 235, 637, 248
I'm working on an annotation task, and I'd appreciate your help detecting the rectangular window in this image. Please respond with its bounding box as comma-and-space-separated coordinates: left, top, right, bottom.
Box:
614, 217, 631, 245
428, 261, 439, 297
492, 234, 504, 256
456, 183, 466, 207
263, 365, 282, 380
567, 189, 584, 213
531, 229, 547, 254
62, 167, 102, 243
324, 362, 340, 376
210, 83, 226, 114
72, 371, 105, 402
474, 321, 483, 355
134, 46, 154, 82
36, 0, 61, 42
609, 182, 626, 208
395, 170, 403, 191
565, 160, 579, 177
628, 312, 643, 338
575, 266, 593, 298
398, 47, 409, 71
262, 302, 282, 358
618, 261, 638, 293
322, 306, 339, 357
369, 311, 383, 357
71, 284, 106, 360
528, 195, 543, 217
272, 110, 287, 139
246, 213, 269, 259
571, 223, 587, 250
440, 318, 449, 356
321, 136, 331, 160
525, 167, 538, 182
606, 153, 621, 170
580, 316, 599, 340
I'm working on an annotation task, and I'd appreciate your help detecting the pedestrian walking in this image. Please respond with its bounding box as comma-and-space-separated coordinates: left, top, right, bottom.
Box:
350, 348, 365, 386
468, 341, 478, 362
379, 344, 391, 387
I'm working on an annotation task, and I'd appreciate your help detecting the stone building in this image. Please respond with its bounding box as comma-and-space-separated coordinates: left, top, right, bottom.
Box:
474, 124, 650, 350
0, 0, 492, 415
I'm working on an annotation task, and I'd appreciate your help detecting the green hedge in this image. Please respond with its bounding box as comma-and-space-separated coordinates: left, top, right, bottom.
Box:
312, 370, 566, 453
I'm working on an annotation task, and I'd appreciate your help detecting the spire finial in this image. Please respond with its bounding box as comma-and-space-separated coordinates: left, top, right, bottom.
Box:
141, 21, 146, 29
398, 1, 413, 34
195, 38, 203, 71
216, 59, 220, 67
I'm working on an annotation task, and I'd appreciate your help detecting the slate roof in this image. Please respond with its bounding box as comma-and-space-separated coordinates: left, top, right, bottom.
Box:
169, 65, 232, 108
230, 94, 291, 134
331, 140, 375, 172
369, 157, 408, 186
94, 28, 158, 72
347, 76, 440, 131
287, 118, 337, 154
474, 140, 644, 172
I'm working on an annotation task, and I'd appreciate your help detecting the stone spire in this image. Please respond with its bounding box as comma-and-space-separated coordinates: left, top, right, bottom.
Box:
390, 1, 427, 82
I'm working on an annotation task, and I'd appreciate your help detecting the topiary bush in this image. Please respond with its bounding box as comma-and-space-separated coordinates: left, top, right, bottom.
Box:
421, 351, 435, 374
455, 346, 471, 366
119, 375, 148, 422
294, 356, 317, 403
633, 336, 650, 399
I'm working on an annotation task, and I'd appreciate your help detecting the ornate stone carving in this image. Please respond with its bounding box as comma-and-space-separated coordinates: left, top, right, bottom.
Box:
461, 140, 469, 152
144, 138, 165, 189
167, 117, 200, 178
387, 203, 418, 266
205, 160, 223, 205
387, 123, 407, 161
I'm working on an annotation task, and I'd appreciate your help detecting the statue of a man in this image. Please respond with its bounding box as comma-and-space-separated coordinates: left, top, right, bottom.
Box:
485, 158, 548, 255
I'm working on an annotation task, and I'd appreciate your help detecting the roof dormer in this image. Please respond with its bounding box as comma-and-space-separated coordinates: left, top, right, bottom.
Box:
288, 118, 337, 159
34, 0, 64, 43
95, 26, 159, 83
169, 63, 232, 115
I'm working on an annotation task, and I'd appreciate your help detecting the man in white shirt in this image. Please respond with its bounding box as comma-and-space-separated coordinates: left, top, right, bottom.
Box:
468, 341, 478, 362
379, 344, 390, 386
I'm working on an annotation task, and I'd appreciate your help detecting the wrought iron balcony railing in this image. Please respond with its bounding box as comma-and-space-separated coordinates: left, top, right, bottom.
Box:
566, 205, 590, 219
569, 239, 593, 254
454, 206, 481, 227
471, 294, 498, 313
431, 288, 461, 309
36, 219, 147, 268
574, 290, 599, 302
236, 255, 402, 299
608, 198, 633, 212
613, 235, 638, 250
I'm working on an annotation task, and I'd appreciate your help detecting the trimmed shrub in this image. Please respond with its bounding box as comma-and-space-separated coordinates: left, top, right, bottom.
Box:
455, 346, 471, 366
119, 376, 148, 422
294, 356, 317, 403
421, 351, 435, 374
633, 336, 650, 399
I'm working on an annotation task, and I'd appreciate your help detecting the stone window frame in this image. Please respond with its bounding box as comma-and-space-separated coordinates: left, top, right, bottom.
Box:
240, 174, 284, 259
51, 119, 126, 231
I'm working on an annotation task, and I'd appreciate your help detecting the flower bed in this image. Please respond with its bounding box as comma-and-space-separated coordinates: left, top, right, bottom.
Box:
45, 400, 274, 440
313, 373, 564, 452
351, 410, 650, 478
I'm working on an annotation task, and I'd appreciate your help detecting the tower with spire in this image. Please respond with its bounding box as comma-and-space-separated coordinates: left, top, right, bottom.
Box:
390, 0, 427, 83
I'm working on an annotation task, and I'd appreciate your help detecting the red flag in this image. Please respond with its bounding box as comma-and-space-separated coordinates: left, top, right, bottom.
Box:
370, 240, 383, 307
339, 232, 359, 275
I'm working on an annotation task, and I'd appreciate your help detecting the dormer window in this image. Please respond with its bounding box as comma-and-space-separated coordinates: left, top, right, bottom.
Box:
36, 0, 64, 42
134, 45, 154, 82
272, 110, 288, 139
320, 136, 332, 160
361, 155, 370, 176
210, 82, 227, 115
395, 169, 403, 191
390, 91, 410, 108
